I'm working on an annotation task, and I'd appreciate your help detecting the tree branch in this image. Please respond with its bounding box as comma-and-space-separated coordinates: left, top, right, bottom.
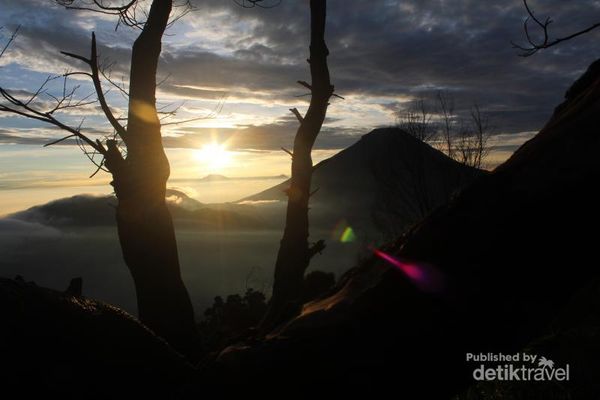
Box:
0, 87, 106, 155
61, 33, 127, 139
308, 239, 326, 260
90, 33, 128, 138
512, 0, 600, 56
233, 0, 281, 9
289, 107, 304, 123
0, 25, 20, 59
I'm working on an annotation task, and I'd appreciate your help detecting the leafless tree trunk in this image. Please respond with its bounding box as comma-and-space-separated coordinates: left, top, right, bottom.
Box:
260, 0, 333, 332
390, 94, 490, 227
397, 98, 435, 142
397, 93, 491, 169
395, 99, 437, 218
107, 0, 198, 358
454, 103, 491, 169
470, 103, 491, 168
437, 91, 454, 160
0, 1, 199, 357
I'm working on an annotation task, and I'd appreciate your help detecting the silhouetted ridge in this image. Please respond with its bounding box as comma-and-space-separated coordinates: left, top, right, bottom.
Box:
207, 61, 600, 397
8, 189, 263, 229
0, 277, 196, 397
243, 127, 481, 235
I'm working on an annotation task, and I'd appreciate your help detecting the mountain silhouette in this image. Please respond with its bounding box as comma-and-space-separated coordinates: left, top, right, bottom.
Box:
210, 61, 600, 396
198, 174, 230, 182
242, 127, 482, 236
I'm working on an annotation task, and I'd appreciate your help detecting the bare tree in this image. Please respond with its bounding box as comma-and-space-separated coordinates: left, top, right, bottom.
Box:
394, 101, 437, 219
259, 0, 334, 332
397, 98, 435, 142
512, 0, 600, 56
398, 93, 492, 169
0, 1, 200, 357
452, 103, 491, 169
470, 103, 491, 168
388, 93, 491, 229
437, 91, 455, 160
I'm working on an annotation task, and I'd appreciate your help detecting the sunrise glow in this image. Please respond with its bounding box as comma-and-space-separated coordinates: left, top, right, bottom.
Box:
193, 143, 233, 171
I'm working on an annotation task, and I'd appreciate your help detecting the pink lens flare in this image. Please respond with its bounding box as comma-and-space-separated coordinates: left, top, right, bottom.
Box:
371, 247, 444, 293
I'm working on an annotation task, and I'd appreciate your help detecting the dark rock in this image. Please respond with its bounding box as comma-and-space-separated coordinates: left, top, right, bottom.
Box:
208, 60, 600, 397
64, 277, 82, 297
0, 278, 198, 398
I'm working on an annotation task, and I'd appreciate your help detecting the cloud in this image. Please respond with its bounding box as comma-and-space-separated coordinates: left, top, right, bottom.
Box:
0, 217, 62, 238
237, 199, 280, 206
162, 116, 364, 151
0, 191, 286, 314
2, 0, 600, 152
0, 115, 362, 151
0, 176, 363, 316
10, 194, 118, 227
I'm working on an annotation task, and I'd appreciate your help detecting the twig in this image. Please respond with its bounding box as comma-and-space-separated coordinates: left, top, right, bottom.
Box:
290, 107, 304, 123
512, 0, 600, 56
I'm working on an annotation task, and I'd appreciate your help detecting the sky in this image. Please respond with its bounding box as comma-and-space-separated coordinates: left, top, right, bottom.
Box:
1, 0, 599, 214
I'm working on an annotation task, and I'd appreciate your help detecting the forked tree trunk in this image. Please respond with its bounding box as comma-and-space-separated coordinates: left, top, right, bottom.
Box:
260, 0, 333, 332
104, 0, 198, 357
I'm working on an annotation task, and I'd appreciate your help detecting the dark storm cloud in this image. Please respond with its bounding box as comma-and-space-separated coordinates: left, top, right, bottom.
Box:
0, 0, 134, 69
183, 0, 600, 117
2, 0, 600, 147
171, 0, 600, 133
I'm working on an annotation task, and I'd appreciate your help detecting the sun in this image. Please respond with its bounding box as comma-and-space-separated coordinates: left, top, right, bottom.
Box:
193, 143, 233, 171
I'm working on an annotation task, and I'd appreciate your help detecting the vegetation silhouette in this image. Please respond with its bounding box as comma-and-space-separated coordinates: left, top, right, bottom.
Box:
198, 271, 333, 354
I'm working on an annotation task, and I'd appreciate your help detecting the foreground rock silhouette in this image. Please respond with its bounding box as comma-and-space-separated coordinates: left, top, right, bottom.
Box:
0, 278, 197, 398
208, 60, 600, 397
1, 61, 600, 397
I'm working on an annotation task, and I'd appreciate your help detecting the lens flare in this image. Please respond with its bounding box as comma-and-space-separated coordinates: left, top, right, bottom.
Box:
331, 219, 357, 243
340, 227, 356, 243
371, 247, 444, 293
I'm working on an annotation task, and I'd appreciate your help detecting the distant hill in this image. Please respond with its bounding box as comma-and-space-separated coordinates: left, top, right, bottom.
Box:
241, 127, 482, 237
198, 174, 230, 182
9, 189, 265, 230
